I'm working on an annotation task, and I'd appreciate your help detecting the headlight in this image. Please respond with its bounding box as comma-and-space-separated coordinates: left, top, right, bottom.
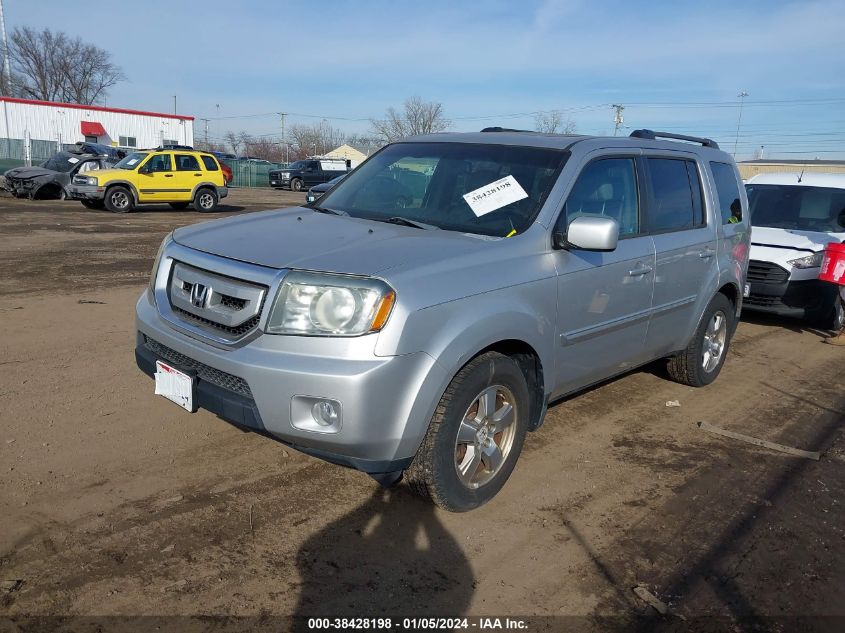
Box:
281, 172, 290, 179
787, 252, 823, 269
266, 271, 396, 336
149, 232, 172, 295
73, 175, 97, 186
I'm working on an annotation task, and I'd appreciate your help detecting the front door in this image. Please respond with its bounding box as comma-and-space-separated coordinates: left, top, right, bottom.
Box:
553, 155, 656, 396
136, 153, 176, 202
642, 156, 718, 356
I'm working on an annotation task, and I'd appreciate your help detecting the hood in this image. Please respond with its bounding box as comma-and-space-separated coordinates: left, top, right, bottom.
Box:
87, 168, 130, 181
750, 225, 843, 252
4, 166, 59, 180
173, 207, 497, 276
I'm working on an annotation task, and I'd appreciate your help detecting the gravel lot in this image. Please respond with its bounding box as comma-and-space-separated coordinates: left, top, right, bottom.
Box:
1, 189, 844, 630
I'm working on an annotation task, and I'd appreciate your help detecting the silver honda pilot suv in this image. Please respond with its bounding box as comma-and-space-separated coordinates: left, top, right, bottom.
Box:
136, 128, 750, 511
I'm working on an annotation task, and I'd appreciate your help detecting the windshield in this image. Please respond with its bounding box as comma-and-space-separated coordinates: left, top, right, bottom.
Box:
746, 184, 845, 233
40, 152, 81, 172
315, 142, 568, 237
114, 152, 148, 170
288, 161, 305, 170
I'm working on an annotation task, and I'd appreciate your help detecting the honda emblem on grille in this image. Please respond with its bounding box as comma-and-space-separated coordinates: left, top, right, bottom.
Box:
190, 283, 211, 308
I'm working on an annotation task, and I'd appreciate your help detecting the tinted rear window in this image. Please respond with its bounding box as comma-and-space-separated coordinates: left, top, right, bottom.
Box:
710, 162, 742, 224
647, 158, 703, 232
175, 154, 201, 171
201, 155, 219, 171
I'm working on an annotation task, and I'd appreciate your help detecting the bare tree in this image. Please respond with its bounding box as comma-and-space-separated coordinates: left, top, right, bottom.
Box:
344, 134, 384, 156
9, 27, 124, 104
533, 110, 577, 134
288, 121, 345, 160
370, 96, 450, 143
224, 131, 247, 156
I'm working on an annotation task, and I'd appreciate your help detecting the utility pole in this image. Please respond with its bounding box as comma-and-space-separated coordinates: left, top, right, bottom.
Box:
733, 91, 749, 158
0, 0, 11, 96
200, 118, 210, 148
612, 104, 625, 136
172, 95, 178, 115
278, 112, 288, 164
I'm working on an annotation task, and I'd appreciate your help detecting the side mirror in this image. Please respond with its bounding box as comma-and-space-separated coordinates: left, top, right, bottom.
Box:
554, 216, 619, 251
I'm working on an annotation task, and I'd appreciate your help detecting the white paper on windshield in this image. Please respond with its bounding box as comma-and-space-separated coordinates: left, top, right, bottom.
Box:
67, 157, 80, 164
127, 158, 139, 166
463, 175, 528, 217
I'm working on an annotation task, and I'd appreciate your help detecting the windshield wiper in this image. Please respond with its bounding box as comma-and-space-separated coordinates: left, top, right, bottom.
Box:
383, 216, 439, 230
311, 205, 348, 216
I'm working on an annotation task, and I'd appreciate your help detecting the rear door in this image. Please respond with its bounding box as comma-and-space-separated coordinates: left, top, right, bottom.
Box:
553, 152, 656, 395
642, 155, 718, 357
173, 153, 204, 201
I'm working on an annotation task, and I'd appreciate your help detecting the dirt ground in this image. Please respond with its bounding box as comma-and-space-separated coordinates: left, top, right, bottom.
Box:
1, 189, 844, 631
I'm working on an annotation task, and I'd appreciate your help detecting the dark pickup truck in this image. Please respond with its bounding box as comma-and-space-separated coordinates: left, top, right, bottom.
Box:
269, 159, 349, 191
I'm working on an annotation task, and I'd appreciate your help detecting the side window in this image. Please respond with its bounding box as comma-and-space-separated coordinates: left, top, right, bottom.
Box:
560, 158, 640, 237
646, 158, 700, 232
175, 154, 201, 171
308, 161, 320, 171
145, 154, 172, 172
710, 161, 742, 224
201, 155, 219, 171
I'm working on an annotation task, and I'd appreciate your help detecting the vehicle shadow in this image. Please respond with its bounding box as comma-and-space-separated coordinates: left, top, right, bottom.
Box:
739, 310, 834, 339
292, 486, 474, 629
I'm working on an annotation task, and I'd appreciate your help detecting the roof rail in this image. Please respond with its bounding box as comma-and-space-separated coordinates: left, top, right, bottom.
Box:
629, 129, 719, 149
480, 126, 534, 133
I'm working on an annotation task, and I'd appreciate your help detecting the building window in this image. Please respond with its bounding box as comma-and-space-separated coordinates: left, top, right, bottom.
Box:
119, 136, 137, 148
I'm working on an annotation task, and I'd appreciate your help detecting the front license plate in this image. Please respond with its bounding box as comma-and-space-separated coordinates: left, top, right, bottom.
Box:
743, 283, 750, 298
154, 360, 195, 412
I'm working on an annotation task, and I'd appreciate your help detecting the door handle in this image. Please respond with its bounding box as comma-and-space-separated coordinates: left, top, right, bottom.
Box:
627, 264, 653, 276
194, 173, 202, 177
698, 248, 715, 259
164, 174, 174, 178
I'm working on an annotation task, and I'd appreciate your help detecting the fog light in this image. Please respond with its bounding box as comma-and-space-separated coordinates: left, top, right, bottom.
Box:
312, 400, 339, 426
291, 395, 342, 433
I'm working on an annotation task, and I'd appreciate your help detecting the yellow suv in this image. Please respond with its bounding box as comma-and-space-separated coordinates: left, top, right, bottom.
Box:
68, 147, 229, 213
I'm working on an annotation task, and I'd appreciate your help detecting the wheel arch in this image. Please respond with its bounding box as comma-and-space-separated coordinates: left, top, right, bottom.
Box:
104, 180, 139, 203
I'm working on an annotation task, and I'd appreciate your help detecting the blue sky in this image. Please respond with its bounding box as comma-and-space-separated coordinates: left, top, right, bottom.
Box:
7, 0, 845, 159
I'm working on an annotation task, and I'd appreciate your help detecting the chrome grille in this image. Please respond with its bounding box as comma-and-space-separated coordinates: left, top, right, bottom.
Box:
144, 335, 252, 398
168, 262, 267, 341
747, 260, 789, 284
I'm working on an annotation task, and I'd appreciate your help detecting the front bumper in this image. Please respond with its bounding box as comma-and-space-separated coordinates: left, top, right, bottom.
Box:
744, 277, 839, 318
135, 288, 445, 474
68, 184, 104, 201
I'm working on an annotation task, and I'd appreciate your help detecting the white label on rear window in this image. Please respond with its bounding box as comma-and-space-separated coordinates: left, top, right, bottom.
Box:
67, 157, 80, 164
462, 175, 528, 217
127, 158, 139, 166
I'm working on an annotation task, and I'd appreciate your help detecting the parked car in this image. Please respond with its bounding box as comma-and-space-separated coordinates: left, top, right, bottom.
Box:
135, 128, 749, 511
270, 158, 348, 191
3, 143, 120, 199
744, 172, 845, 329
68, 148, 228, 213
306, 174, 347, 203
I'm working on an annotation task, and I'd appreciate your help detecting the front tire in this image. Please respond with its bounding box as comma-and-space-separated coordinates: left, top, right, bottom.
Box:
104, 186, 134, 213
667, 293, 734, 387
406, 352, 530, 512
812, 294, 845, 331
193, 188, 219, 212
291, 178, 303, 192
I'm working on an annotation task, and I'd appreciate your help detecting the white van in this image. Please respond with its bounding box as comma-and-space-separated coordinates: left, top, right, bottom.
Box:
744, 172, 845, 330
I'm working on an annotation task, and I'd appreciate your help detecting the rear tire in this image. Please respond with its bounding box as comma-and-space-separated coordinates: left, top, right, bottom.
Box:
667, 293, 735, 387
405, 352, 530, 512
169, 202, 189, 210
80, 199, 104, 210
291, 178, 303, 192
104, 186, 134, 213
193, 188, 218, 212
